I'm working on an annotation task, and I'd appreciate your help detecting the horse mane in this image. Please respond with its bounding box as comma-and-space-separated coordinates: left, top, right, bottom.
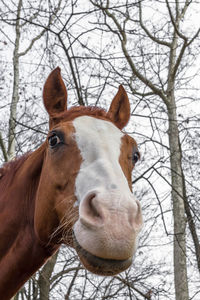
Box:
53, 106, 110, 123
0, 153, 30, 194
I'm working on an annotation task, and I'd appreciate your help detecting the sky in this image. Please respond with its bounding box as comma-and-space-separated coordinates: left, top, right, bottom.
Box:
0, 0, 200, 299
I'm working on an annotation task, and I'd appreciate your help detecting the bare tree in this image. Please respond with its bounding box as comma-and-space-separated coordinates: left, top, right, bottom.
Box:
0, 0, 200, 299
87, 1, 200, 299
0, 0, 62, 160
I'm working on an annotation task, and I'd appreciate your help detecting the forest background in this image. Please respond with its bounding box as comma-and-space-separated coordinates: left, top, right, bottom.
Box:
0, 0, 200, 299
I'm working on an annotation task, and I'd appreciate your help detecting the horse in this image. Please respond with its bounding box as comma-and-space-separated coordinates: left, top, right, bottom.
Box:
0, 67, 143, 299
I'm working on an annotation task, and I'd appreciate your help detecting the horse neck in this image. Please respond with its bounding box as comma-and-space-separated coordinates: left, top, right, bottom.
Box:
0, 145, 58, 299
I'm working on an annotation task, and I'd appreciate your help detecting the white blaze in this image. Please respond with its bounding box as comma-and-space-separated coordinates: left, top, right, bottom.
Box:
73, 116, 132, 204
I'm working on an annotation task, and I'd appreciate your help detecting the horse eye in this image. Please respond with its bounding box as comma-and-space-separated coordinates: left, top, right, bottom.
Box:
48, 134, 60, 148
132, 151, 140, 164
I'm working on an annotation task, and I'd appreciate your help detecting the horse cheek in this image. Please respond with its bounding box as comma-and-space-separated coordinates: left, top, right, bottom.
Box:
34, 174, 60, 244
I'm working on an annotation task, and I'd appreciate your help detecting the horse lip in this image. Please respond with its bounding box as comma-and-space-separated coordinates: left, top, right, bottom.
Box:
73, 233, 133, 275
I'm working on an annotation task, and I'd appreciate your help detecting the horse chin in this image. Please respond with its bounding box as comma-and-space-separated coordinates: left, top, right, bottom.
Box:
73, 234, 133, 276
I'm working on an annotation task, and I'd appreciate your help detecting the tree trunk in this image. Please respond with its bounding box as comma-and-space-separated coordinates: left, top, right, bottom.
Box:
65, 263, 81, 300
7, 0, 22, 160
38, 252, 58, 300
167, 100, 189, 300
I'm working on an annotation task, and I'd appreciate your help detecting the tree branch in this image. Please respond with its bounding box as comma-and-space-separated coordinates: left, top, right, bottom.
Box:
0, 132, 8, 162
114, 276, 152, 299
90, 0, 169, 105
139, 2, 171, 47
18, 0, 62, 57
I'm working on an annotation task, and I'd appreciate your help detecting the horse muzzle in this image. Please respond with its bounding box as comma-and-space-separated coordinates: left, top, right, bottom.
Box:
73, 190, 143, 275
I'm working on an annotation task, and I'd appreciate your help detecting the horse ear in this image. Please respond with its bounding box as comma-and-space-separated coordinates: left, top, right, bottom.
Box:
43, 67, 67, 116
107, 85, 130, 129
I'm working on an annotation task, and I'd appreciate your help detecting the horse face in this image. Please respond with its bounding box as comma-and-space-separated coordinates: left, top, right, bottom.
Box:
34, 68, 143, 276
72, 116, 143, 275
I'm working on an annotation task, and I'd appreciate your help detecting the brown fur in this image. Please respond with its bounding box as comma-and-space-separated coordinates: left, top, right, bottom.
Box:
0, 154, 30, 191
49, 106, 111, 129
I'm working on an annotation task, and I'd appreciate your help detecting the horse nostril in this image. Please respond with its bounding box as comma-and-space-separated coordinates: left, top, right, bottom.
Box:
80, 193, 104, 228
88, 195, 101, 219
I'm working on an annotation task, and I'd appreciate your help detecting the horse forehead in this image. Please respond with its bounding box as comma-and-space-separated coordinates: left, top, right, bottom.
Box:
73, 116, 124, 151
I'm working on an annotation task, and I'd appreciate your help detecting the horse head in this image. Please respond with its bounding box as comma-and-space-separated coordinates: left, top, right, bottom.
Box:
34, 67, 143, 276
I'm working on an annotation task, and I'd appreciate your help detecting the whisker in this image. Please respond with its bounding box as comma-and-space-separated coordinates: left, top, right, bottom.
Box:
47, 199, 79, 246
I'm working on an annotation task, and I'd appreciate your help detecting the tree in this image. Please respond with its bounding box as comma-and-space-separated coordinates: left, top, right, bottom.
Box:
88, 1, 200, 299
0, 0, 65, 298
0, 0, 63, 160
